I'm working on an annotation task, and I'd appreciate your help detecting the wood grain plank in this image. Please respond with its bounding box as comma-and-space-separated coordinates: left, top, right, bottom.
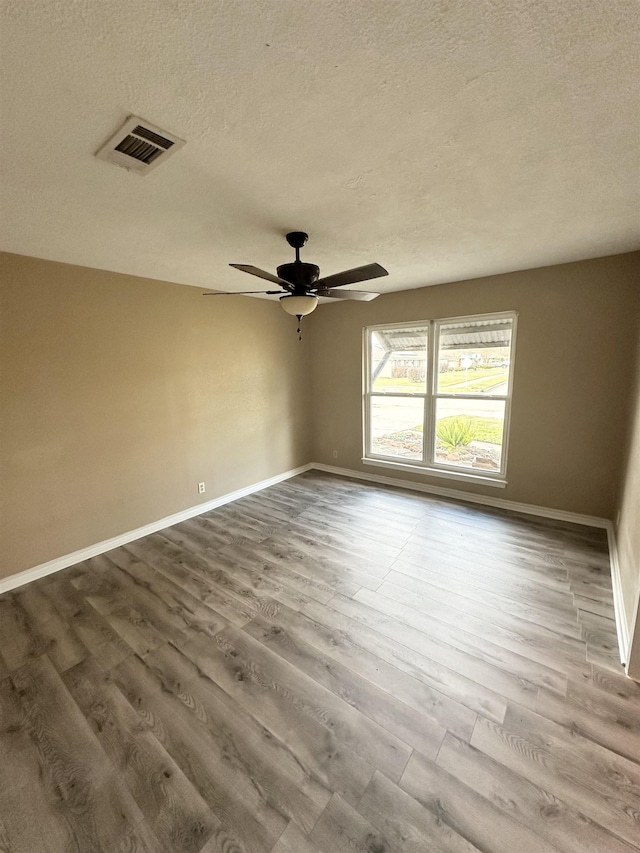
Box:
307, 793, 394, 853
573, 594, 616, 618
111, 653, 285, 853
325, 592, 566, 700
270, 822, 322, 853
146, 542, 291, 623
205, 546, 341, 607
296, 505, 413, 549
86, 553, 204, 643
357, 770, 482, 853
535, 681, 640, 763
385, 567, 582, 639
308, 500, 419, 535
244, 611, 447, 758
400, 750, 562, 853
376, 578, 586, 672
100, 601, 169, 658
437, 733, 634, 853
105, 547, 230, 639
283, 518, 403, 563
302, 596, 539, 713
11, 656, 144, 851
14, 584, 87, 673
225, 535, 386, 593
0, 676, 74, 853
590, 664, 640, 701
394, 551, 576, 613
352, 587, 573, 688
202, 625, 411, 781
63, 658, 219, 853
0, 593, 48, 672
256, 528, 393, 577
113, 820, 171, 853
43, 576, 134, 670
470, 715, 640, 848
501, 704, 640, 808
144, 641, 333, 834
125, 538, 257, 626
407, 528, 573, 579
259, 597, 488, 738
177, 631, 376, 805
191, 510, 274, 545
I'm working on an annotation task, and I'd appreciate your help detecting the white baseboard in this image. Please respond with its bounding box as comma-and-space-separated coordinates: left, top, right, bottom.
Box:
312, 462, 610, 528
0, 463, 314, 595
606, 522, 631, 666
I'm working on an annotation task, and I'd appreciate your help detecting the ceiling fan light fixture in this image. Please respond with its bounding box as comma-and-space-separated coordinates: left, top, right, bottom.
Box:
279, 294, 318, 317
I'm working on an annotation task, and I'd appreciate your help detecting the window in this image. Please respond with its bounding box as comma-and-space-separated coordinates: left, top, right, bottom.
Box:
364, 312, 517, 484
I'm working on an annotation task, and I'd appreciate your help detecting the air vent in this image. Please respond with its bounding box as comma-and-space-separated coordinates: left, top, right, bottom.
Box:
95, 116, 186, 175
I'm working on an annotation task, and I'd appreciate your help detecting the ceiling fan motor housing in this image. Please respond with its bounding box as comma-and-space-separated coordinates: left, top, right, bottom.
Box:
276, 262, 320, 290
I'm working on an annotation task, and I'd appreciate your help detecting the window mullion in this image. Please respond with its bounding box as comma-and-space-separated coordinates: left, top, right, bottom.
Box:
368, 392, 426, 399
435, 393, 509, 401
424, 320, 437, 464
363, 328, 371, 459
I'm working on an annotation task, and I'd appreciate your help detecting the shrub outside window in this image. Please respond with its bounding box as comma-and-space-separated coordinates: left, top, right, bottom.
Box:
364, 312, 517, 481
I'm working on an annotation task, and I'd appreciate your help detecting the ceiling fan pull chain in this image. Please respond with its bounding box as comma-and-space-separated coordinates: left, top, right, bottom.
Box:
296, 314, 303, 341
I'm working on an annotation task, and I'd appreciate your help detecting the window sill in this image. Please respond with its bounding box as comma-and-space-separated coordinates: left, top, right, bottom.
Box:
361, 457, 507, 488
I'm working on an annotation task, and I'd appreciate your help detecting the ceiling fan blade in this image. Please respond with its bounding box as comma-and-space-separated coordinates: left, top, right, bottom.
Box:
203, 290, 282, 295
315, 263, 388, 290
229, 264, 292, 289
317, 289, 380, 301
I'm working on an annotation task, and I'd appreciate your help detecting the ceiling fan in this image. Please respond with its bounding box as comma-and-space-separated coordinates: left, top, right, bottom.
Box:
203, 232, 388, 332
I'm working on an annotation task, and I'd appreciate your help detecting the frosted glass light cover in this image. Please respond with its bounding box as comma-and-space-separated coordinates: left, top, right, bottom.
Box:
280, 295, 319, 316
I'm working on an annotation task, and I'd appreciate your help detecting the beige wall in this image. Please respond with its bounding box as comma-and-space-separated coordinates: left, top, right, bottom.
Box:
0, 252, 312, 579
616, 313, 640, 679
2, 250, 639, 587
309, 252, 640, 519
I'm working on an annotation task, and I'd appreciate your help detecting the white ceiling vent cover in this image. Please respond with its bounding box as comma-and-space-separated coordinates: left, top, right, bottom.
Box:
96, 116, 185, 175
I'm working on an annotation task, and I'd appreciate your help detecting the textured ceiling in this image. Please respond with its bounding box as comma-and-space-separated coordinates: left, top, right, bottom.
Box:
1, 1, 639, 295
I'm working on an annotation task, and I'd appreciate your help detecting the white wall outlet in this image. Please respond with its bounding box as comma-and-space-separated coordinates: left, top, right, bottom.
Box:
332, 450, 338, 459
198, 482, 206, 494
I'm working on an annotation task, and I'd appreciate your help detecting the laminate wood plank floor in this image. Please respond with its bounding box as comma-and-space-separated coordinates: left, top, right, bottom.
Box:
1, 471, 638, 853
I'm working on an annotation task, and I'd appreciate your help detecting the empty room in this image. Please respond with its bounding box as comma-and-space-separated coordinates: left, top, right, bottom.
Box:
1, 2, 639, 852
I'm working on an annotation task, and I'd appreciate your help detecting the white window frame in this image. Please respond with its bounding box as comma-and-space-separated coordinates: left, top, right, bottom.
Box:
362, 311, 518, 488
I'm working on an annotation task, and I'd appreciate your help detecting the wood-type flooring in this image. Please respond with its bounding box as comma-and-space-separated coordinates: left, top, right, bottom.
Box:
0, 471, 638, 852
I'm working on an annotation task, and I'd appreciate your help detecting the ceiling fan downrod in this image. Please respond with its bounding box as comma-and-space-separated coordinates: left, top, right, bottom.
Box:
285, 231, 308, 263
278, 232, 320, 291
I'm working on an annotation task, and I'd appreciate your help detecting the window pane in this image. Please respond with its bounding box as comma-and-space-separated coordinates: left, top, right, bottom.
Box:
370, 396, 424, 460
437, 317, 512, 395
370, 326, 428, 393
434, 398, 506, 472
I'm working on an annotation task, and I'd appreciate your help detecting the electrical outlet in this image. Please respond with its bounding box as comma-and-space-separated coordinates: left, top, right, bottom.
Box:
198, 482, 206, 495
332, 450, 338, 459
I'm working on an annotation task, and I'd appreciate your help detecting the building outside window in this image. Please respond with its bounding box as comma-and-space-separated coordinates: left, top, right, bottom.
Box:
363, 312, 517, 483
